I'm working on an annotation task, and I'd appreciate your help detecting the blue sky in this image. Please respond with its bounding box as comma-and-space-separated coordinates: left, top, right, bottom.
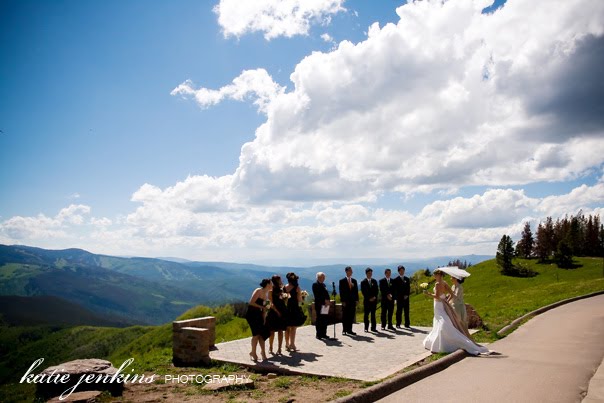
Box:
0, 0, 400, 217
1, 0, 602, 264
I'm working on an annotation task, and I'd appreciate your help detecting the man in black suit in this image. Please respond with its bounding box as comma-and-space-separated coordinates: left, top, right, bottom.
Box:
379, 268, 395, 330
393, 265, 411, 328
360, 267, 379, 332
312, 272, 332, 340
339, 266, 359, 335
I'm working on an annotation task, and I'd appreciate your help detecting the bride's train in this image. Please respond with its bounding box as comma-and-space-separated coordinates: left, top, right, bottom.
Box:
423, 294, 489, 355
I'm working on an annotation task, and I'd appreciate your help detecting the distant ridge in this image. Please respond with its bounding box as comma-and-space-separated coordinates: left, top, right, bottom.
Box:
0, 244, 494, 324
0, 295, 139, 327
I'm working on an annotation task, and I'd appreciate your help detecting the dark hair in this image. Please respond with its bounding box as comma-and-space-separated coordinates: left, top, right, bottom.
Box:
385, 268, 391, 274
365, 267, 373, 273
397, 265, 405, 272
345, 266, 352, 273
286, 272, 299, 287
271, 275, 282, 287
455, 277, 465, 284
259, 278, 271, 288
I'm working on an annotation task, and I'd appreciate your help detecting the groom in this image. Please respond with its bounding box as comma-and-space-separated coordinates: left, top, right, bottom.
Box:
394, 265, 411, 328
339, 266, 358, 335
379, 268, 395, 330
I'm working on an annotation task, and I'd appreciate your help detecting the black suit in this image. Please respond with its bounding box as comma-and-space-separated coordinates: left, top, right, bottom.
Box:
379, 277, 395, 328
312, 281, 331, 338
393, 275, 411, 327
360, 277, 378, 331
339, 276, 359, 333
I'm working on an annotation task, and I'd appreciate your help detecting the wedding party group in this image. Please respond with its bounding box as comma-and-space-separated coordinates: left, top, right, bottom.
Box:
244, 272, 307, 361
245, 265, 489, 361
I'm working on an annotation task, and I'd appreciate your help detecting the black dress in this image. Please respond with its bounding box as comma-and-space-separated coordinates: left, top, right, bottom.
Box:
245, 297, 270, 340
286, 286, 307, 327
266, 287, 288, 332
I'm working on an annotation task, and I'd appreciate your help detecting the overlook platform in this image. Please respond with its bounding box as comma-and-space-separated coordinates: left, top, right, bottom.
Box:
210, 323, 437, 382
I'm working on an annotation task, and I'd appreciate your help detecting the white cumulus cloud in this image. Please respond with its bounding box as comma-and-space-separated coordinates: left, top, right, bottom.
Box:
214, 0, 345, 40
171, 69, 285, 114
177, 0, 604, 205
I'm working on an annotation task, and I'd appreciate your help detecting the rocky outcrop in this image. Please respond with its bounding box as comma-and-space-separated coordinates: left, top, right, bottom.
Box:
47, 390, 102, 402
36, 359, 123, 400
465, 304, 483, 329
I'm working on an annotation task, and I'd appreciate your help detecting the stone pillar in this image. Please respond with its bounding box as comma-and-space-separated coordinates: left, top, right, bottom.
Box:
172, 316, 216, 367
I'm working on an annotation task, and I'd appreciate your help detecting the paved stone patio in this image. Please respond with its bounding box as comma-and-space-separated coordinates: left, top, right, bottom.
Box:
210, 323, 435, 381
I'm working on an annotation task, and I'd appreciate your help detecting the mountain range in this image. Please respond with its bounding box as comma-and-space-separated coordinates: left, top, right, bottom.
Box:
0, 244, 492, 325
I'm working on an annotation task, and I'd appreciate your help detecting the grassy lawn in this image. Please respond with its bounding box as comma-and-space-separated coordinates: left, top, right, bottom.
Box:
381, 257, 604, 342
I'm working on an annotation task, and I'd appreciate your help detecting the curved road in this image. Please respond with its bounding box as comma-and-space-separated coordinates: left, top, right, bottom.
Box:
378, 294, 604, 403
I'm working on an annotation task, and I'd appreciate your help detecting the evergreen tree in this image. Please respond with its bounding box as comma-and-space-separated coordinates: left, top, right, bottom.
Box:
568, 212, 585, 256
599, 224, 604, 257
447, 259, 469, 270
555, 238, 573, 268
535, 223, 549, 262
516, 221, 534, 258
585, 215, 601, 256
497, 235, 515, 274
544, 217, 556, 257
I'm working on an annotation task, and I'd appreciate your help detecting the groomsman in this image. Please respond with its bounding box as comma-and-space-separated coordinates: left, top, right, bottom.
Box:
379, 269, 395, 330
360, 267, 378, 332
394, 265, 411, 328
312, 272, 333, 340
339, 266, 359, 335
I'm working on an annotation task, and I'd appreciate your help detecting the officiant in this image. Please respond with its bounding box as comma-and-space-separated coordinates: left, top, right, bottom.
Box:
312, 272, 332, 340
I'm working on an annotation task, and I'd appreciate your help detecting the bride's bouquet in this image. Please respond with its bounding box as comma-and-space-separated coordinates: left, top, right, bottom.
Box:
300, 290, 309, 300
280, 292, 290, 301
420, 282, 429, 290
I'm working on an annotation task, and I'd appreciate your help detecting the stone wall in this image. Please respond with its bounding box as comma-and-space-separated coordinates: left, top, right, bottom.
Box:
172, 316, 216, 367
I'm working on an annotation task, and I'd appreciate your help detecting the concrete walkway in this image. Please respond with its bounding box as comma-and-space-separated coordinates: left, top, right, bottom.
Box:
378, 294, 604, 403
583, 355, 604, 402
210, 323, 436, 381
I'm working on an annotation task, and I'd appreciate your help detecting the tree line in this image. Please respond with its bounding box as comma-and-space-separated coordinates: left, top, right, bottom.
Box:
498, 212, 604, 274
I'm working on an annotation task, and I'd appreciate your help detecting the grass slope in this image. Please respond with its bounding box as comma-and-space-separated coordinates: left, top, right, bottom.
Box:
397, 257, 604, 340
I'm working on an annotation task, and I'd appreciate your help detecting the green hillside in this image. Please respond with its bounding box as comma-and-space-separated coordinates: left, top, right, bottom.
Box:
392, 256, 604, 340
0, 295, 138, 327
0, 304, 249, 385
1, 257, 602, 402
0, 261, 202, 325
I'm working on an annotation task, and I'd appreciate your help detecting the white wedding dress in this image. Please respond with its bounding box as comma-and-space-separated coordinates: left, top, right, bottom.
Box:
423, 291, 488, 355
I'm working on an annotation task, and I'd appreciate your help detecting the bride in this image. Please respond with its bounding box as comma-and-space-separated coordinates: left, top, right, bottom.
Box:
422, 270, 488, 355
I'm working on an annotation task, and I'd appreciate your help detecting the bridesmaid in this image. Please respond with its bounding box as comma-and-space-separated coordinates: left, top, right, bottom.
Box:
448, 275, 468, 330
266, 275, 288, 354
245, 279, 272, 361
284, 272, 307, 351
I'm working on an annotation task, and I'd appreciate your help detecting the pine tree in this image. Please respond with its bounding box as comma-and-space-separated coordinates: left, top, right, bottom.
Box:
516, 221, 534, 259
585, 215, 601, 256
497, 235, 515, 274
555, 238, 573, 268
535, 223, 549, 262
599, 224, 604, 257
